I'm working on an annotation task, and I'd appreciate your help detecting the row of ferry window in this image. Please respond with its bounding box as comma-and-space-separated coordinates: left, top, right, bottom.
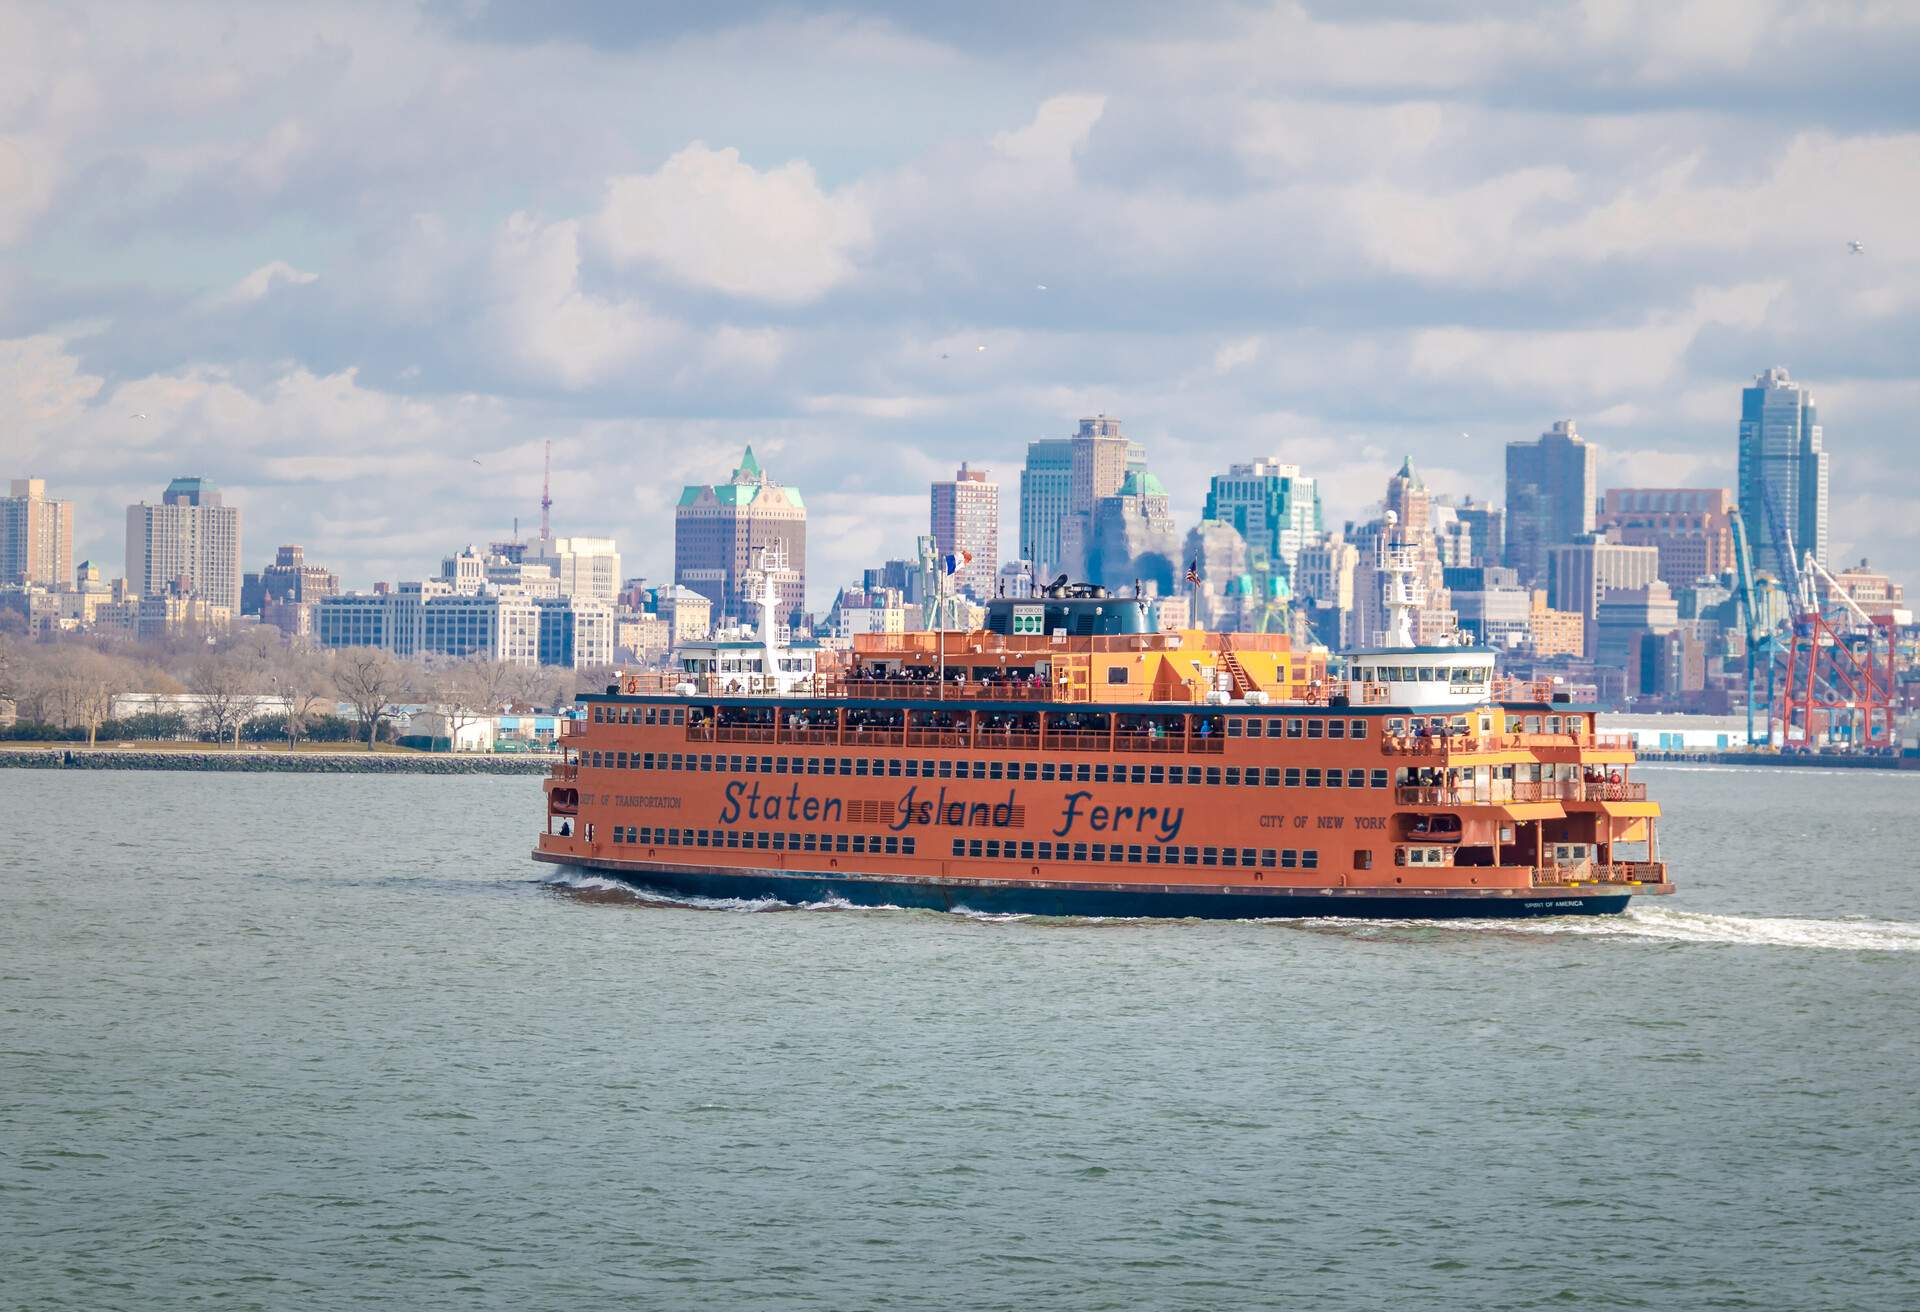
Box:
612, 826, 918, 856
596, 706, 689, 724
585, 749, 1392, 790
584, 704, 1587, 740
949, 837, 1321, 869
1226, 718, 1368, 739
588, 703, 1377, 739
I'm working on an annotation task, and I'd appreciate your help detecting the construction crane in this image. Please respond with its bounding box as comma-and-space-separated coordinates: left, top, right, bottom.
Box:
1727, 505, 1776, 746
1759, 480, 1813, 613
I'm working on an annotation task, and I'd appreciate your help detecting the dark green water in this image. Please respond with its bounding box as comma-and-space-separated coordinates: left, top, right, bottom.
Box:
3, 765, 1917, 1311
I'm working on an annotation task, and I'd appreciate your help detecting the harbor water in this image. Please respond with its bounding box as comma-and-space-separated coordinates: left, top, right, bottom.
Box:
2, 765, 1917, 1310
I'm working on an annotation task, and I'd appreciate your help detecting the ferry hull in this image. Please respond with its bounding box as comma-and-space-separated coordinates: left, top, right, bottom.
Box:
534, 853, 1640, 919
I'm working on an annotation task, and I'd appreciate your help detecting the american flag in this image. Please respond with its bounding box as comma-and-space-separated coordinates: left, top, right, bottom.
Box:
1184, 560, 1199, 585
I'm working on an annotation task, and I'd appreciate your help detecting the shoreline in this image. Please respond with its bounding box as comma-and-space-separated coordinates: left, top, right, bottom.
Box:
0, 746, 556, 774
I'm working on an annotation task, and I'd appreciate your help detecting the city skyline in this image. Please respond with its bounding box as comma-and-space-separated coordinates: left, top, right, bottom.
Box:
6, 4, 1919, 602
5, 373, 1886, 613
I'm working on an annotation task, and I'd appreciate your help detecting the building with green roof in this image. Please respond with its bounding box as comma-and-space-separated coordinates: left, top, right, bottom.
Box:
673, 446, 807, 626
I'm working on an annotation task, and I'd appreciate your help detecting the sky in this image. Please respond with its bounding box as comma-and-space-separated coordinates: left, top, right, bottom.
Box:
4, 0, 1919, 608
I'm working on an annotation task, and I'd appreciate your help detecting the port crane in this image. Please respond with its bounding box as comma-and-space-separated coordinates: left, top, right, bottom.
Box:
1780, 552, 1899, 750
1727, 505, 1780, 746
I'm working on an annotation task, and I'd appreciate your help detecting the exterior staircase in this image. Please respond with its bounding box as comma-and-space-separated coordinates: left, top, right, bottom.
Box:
1218, 646, 1259, 698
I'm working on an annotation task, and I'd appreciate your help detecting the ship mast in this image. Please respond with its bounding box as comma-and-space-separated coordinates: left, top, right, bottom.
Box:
747, 541, 786, 692
1379, 510, 1424, 649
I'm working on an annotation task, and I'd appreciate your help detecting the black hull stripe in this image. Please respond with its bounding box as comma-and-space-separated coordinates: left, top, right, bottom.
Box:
533, 853, 1640, 919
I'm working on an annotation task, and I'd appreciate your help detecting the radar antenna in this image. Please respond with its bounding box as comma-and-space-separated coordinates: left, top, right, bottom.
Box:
539, 439, 553, 543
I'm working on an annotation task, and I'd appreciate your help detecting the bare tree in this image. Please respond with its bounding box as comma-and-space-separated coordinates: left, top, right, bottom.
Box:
525, 667, 578, 714
57, 649, 127, 747
0, 632, 18, 716
332, 647, 412, 750
431, 658, 523, 751
273, 647, 336, 750
187, 648, 262, 747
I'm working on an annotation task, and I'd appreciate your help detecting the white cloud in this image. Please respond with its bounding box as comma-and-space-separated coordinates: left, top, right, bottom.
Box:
991, 93, 1107, 166
0, 133, 56, 244
1408, 281, 1786, 395
216, 260, 319, 306
798, 393, 949, 419
0, 333, 102, 427
485, 213, 682, 388
593, 143, 871, 304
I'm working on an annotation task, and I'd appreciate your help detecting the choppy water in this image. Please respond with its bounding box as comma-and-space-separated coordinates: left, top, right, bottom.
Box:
2, 765, 1917, 1311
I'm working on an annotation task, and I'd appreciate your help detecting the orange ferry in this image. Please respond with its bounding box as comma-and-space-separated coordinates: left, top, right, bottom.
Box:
533, 563, 1673, 920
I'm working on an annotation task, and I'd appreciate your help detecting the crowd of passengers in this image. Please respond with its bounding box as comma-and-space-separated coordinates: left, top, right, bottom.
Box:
696, 702, 1221, 739
853, 663, 1047, 689
1401, 765, 1622, 788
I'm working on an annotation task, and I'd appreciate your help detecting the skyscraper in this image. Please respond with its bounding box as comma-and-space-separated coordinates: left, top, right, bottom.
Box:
1545, 536, 1661, 658
1019, 415, 1131, 579
1018, 439, 1072, 575
1738, 367, 1829, 573
1087, 469, 1179, 594
0, 478, 74, 587
1451, 498, 1504, 570
1201, 458, 1322, 585
673, 446, 807, 625
930, 462, 999, 600
1505, 420, 1597, 587
125, 477, 242, 612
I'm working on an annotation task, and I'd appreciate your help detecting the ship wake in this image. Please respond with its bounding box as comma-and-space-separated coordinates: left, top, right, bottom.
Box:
1471, 906, 1920, 951
535, 872, 908, 915
536, 874, 1919, 948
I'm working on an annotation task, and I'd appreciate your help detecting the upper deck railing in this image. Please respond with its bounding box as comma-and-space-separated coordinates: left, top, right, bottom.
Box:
1395, 780, 1648, 806
610, 668, 1310, 707
1382, 730, 1635, 758
1491, 677, 1555, 702
1537, 860, 1668, 887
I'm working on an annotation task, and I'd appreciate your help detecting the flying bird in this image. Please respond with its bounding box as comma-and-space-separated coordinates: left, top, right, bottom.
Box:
976, 344, 987, 352
129, 412, 150, 419
1036, 284, 1048, 291
1848, 240, 1865, 254
470, 458, 483, 465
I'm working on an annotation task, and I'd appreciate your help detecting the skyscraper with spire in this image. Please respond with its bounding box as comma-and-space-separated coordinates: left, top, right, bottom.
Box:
673, 446, 808, 625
